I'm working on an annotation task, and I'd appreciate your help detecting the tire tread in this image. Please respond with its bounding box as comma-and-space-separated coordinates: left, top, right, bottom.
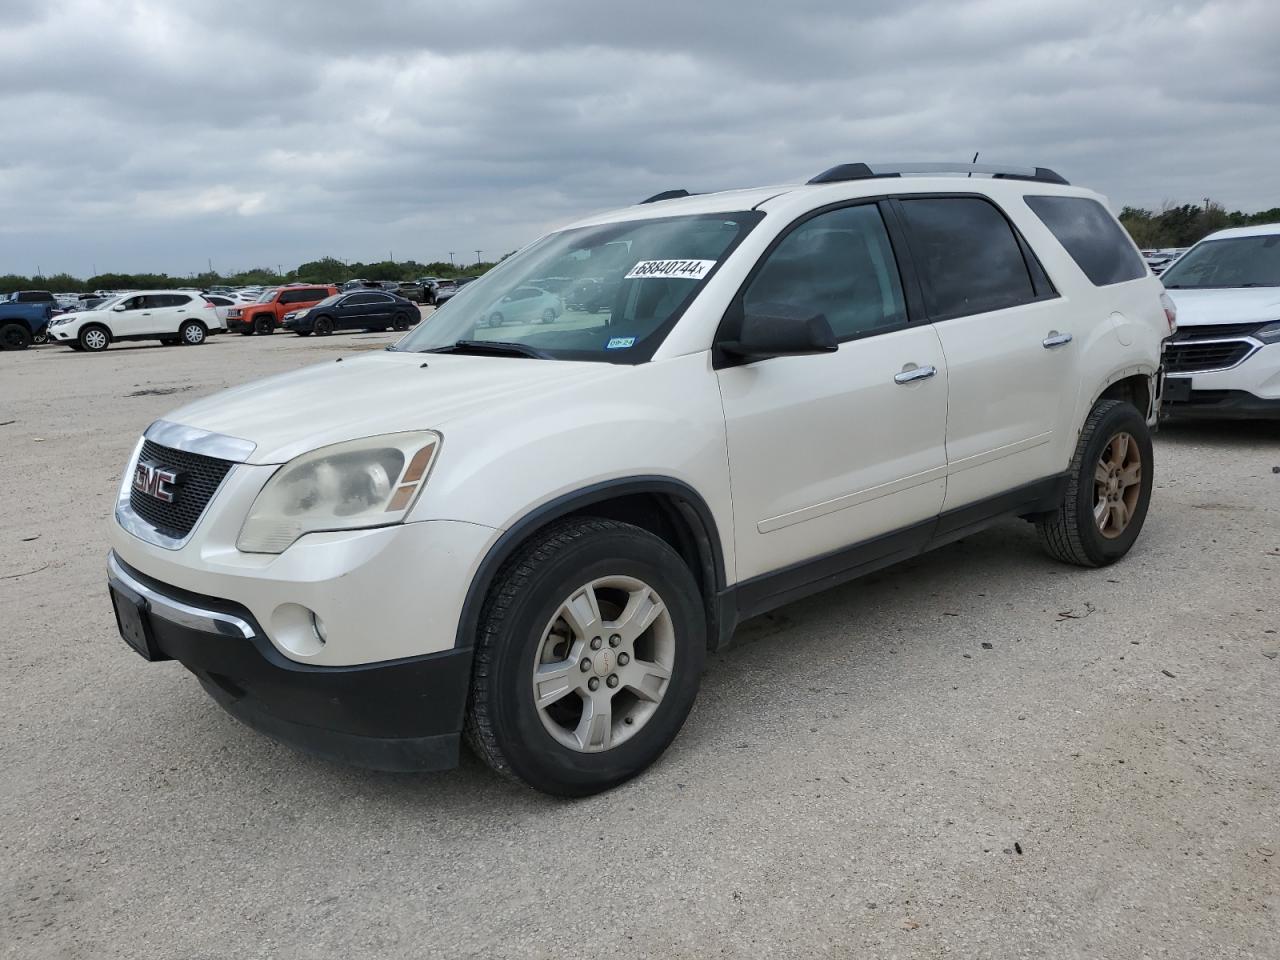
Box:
1036, 398, 1124, 567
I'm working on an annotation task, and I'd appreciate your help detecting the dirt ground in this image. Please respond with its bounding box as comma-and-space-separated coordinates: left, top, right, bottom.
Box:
2, 326, 1278, 959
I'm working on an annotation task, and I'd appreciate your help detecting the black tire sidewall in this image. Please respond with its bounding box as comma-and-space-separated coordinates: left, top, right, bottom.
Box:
314, 317, 333, 335
480, 526, 705, 795
1072, 403, 1153, 563
79, 325, 110, 351
0, 323, 32, 350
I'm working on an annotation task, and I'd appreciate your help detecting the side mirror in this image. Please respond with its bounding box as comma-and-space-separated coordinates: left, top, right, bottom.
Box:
112, 304, 126, 312
718, 303, 838, 363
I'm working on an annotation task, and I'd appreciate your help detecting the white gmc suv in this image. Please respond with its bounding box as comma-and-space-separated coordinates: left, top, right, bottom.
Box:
107, 162, 1173, 795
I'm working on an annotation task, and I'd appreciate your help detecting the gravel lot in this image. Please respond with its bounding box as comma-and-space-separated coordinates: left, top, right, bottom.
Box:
3, 325, 1278, 959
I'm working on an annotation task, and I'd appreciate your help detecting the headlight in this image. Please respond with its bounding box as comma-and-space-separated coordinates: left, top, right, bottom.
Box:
1255, 321, 1280, 344
52, 315, 75, 326
236, 431, 441, 554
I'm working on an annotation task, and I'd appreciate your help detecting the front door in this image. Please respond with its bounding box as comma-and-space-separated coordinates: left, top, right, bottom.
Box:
716, 202, 950, 583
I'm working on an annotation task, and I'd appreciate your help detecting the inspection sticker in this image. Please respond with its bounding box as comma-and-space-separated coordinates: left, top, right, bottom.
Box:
606, 337, 637, 349
624, 259, 716, 280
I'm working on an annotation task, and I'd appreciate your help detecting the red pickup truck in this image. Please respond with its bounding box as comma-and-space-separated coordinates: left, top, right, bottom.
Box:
226, 285, 337, 335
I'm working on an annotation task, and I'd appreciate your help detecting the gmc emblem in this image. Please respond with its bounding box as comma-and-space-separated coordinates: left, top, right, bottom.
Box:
133, 462, 180, 503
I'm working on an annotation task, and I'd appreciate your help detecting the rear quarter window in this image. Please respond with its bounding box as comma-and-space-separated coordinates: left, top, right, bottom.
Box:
1025, 195, 1147, 286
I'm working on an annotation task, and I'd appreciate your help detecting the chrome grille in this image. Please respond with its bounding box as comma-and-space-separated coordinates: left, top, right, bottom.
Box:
128, 439, 234, 539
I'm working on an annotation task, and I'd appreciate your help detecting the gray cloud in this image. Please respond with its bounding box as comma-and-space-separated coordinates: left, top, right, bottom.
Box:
2, 0, 1278, 277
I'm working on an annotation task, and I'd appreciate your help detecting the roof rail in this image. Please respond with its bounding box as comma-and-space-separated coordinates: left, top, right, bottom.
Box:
807, 162, 1069, 186
640, 189, 694, 204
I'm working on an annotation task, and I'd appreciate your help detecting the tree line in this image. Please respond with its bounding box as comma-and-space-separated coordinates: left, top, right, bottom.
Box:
6, 199, 1280, 296
1118, 202, 1280, 250
0, 254, 513, 296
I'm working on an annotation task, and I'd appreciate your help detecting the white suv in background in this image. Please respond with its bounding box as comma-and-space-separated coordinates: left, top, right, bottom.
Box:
1159, 223, 1280, 419
105, 162, 1171, 795
49, 290, 222, 352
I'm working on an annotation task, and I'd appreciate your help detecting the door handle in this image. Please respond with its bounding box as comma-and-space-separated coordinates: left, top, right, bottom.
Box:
894, 365, 937, 384
1042, 331, 1073, 348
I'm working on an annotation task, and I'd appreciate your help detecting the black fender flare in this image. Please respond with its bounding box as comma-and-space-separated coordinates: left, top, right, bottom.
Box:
452, 476, 727, 650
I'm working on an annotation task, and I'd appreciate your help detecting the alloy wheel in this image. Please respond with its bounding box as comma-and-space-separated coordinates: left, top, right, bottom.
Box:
531, 576, 675, 753
1094, 431, 1141, 538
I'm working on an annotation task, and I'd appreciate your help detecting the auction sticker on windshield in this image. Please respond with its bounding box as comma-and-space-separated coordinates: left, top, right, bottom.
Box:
624, 259, 716, 280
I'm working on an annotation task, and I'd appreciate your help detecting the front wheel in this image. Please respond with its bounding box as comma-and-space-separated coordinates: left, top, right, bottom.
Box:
392, 312, 410, 331
1037, 399, 1153, 567
313, 316, 334, 336
79, 325, 111, 352
466, 518, 705, 796
254, 316, 274, 335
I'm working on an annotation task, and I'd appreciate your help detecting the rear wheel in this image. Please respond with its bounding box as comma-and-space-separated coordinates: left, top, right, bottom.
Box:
179, 320, 206, 345
78, 325, 111, 352
466, 518, 705, 796
1037, 399, 1153, 567
313, 316, 334, 336
0, 323, 32, 351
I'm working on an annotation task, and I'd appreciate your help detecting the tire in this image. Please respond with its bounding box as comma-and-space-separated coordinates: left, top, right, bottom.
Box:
0, 323, 32, 351
465, 518, 706, 797
313, 316, 334, 336
179, 320, 206, 345
392, 312, 410, 331
33, 328, 49, 345
1036, 399, 1153, 567
487, 312, 503, 328
78, 325, 111, 352
254, 316, 274, 335
541, 307, 556, 323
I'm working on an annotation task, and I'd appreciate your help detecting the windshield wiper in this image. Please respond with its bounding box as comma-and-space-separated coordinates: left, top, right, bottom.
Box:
424, 339, 552, 360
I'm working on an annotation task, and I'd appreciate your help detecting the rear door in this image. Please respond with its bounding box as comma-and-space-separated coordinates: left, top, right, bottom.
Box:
716, 201, 950, 583
893, 195, 1078, 510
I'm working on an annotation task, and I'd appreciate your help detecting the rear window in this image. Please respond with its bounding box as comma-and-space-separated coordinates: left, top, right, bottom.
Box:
1025, 196, 1147, 286
898, 197, 1040, 319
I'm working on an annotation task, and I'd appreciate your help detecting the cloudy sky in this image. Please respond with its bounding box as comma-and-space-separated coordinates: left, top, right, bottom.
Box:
2, 0, 1278, 278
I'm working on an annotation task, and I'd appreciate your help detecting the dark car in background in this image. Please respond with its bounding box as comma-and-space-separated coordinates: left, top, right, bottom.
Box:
0, 290, 57, 348
282, 290, 418, 336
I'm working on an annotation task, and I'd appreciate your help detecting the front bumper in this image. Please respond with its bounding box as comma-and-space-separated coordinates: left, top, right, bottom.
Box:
107, 551, 473, 771
1162, 388, 1280, 420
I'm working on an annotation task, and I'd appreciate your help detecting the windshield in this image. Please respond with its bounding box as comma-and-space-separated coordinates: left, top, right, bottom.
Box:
256, 287, 281, 303
393, 212, 762, 363
1162, 235, 1280, 288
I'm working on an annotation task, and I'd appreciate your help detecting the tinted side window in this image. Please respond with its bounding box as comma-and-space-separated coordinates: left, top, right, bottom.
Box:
279, 290, 303, 304
898, 197, 1037, 318
346, 293, 375, 305
743, 204, 907, 341
1025, 195, 1147, 286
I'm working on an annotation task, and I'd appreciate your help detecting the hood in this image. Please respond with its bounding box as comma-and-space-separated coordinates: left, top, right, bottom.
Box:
1163, 286, 1280, 327
157, 349, 621, 464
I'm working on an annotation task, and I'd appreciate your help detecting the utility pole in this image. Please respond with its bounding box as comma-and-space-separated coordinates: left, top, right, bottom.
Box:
474, 250, 482, 266
1203, 197, 1211, 212
448, 251, 455, 267
208, 257, 214, 276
